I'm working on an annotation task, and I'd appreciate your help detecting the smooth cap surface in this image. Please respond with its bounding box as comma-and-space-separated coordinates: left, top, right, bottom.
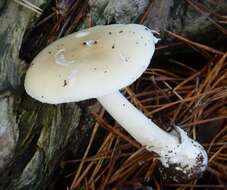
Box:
24, 24, 158, 104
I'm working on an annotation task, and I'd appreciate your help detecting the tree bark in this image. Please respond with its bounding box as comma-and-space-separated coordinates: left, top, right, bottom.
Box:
0, 1, 94, 190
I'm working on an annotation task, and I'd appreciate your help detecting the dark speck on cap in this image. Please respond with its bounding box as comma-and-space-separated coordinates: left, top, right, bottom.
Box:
63, 80, 67, 87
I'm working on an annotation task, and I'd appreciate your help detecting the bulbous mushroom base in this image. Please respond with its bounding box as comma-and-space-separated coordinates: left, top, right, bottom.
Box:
159, 152, 206, 183
148, 127, 208, 183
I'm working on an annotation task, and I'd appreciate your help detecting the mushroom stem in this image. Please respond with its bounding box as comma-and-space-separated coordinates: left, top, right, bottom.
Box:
97, 91, 208, 182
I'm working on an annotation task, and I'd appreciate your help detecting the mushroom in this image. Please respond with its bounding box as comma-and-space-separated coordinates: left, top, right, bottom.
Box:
24, 24, 208, 182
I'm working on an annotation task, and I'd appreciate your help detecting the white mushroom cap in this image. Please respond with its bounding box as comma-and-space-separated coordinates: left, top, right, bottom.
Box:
24, 24, 158, 104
